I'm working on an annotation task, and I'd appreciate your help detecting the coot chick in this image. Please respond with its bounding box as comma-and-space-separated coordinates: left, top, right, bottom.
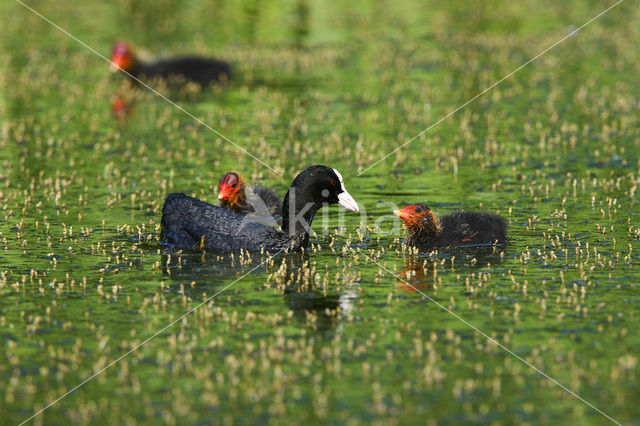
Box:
110, 42, 231, 86
161, 165, 359, 252
394, 203, 506, 249
218, 172, 282, 226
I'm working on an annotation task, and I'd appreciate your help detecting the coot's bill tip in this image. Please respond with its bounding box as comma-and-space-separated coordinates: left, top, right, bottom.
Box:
338, 191, 359, 213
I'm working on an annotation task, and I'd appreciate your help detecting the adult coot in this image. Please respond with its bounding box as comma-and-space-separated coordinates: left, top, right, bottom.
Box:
218, 172, 282, 227
394, 203, 506, 249
110, 42, 231, 85
161, 166, 359, 252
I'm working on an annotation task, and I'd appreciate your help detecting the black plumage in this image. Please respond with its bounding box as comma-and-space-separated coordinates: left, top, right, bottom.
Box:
161, 195, 297, 252
244, 186, 282, 217
218, 172, 282, 227
111, 42, 231, 86
394, 204, 507, 249
161, 166, 359, 253
135, 57, 231, 85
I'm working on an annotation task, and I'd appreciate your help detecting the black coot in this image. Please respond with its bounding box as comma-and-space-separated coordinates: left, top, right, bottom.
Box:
161, 165, 359, 252
394, 203, 506, 249
110, 42, 231, 85
218, 172, 282, 227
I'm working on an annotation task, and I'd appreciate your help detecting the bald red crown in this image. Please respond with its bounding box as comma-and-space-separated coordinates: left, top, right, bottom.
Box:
218, 172, 243, 204
111, 42, 135, 72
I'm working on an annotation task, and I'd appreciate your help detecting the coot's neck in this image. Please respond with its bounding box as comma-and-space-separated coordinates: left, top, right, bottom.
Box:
408, 228, 440, 247
127, 57, 143, 78
236, 184, 248, 208
408, 216, 442, 247
281, 187, 323, 241
221, 184, 248, 210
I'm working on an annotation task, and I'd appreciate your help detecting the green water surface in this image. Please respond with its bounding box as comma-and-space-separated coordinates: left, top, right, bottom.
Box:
1, 0, 639, 424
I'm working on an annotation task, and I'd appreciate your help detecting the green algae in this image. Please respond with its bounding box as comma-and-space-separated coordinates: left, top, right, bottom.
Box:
0, 0, 639, 424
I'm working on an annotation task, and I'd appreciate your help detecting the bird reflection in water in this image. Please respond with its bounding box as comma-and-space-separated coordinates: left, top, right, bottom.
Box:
396, 256, 433, 292
112, 93, 135, 120
397, 245, 507, 292
160, 250, 356, 332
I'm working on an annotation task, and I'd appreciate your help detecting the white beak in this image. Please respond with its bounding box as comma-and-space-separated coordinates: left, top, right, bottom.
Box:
338, 190, 359, 213
218, 193, 223, 200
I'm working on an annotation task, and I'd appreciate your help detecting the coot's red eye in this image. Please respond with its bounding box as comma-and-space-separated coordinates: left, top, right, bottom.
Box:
331, 180, 337, 186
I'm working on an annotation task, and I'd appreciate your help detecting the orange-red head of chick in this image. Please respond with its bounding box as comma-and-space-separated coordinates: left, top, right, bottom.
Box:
218, 172, 246, 208
111, 42, 137, 72
393, 203, 442, 234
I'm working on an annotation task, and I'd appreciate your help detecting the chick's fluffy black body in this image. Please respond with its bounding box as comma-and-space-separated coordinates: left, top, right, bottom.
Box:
410, 212, 506, 248
135, 57, 231, 85
399, 204, 507, 249
224, 186, 283, 219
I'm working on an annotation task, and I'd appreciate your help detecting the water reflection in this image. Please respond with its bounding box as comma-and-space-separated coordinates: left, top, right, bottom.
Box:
112, 93, 135, 120
397, 256, 431, 292
396, 245, 506, 292
160, 249, 285, 283
161, 249, 353, 332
